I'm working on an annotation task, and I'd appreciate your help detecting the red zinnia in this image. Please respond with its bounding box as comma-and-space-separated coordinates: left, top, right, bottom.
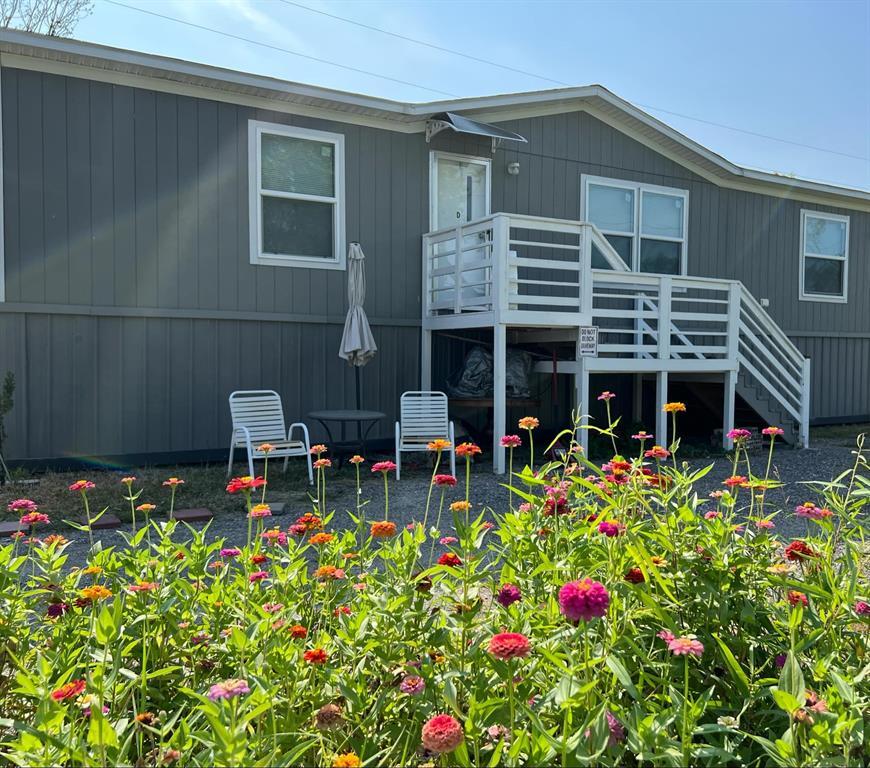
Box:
433, 474, 457, 487
784, 540, 818, 561
226, 475, 266, 494
488, 632, 531, 660
304, 648, 328, 665
371, 461, 397, 474
723, 475, 748, 488
788, 590, 808, 607
289, 624, 308, 638
51, 679, 86, 702
455, 442, 482, 457
438, 553, 462, 567
624, 567, 645, 584
421, 713, 464, 754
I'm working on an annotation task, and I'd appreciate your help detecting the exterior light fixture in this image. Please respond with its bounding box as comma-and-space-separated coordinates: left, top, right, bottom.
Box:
507, 161, 520, 176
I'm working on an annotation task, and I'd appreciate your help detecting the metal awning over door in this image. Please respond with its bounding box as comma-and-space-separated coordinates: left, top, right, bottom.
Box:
425, 111, 528, 150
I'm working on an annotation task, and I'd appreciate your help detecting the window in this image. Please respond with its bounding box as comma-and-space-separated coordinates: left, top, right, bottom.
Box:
800, 210, 849, 302
582, 175, 688, 274
248, 121, 345, 269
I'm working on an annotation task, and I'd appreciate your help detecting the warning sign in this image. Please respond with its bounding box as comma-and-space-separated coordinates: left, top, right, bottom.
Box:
578, 326, 599, 357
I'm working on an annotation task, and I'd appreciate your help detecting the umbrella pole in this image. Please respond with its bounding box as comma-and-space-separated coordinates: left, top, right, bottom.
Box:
355, 366, 361, 410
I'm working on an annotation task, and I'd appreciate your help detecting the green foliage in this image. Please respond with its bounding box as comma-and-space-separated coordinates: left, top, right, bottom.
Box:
0, 421, 866, 767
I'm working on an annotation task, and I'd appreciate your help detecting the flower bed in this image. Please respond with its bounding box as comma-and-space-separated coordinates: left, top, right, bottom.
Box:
0, 407, 867, 767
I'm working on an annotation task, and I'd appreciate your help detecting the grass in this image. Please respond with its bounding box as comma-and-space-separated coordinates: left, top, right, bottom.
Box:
811, 422, 870, 445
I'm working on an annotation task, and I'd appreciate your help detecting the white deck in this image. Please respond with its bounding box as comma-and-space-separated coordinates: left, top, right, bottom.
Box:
421, 213, 810, 473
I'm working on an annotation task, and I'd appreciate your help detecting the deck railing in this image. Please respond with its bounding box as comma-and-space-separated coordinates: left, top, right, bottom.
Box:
422, 212, 810, 443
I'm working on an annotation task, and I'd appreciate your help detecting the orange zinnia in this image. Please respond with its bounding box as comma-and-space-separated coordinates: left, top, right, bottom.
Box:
427, 439, 452, 452
308, 532, 334, 546
662, 402, 686, 413
518, 416, 539, 430
79, 585, 113, 602
455, 442, 481, 457
370, 520, 397, 538
450, 500, 471, 513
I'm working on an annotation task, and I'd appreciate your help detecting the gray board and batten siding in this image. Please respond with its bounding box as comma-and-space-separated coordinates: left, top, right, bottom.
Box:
0, 68, 868, 462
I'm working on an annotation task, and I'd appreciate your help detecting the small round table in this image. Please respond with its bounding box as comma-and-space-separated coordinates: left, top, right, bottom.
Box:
307, 409, 386, 461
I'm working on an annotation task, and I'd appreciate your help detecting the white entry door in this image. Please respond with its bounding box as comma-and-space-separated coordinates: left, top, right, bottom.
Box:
430, 153, 491, 308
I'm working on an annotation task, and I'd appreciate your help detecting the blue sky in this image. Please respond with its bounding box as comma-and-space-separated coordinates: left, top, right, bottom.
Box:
78, 0, 869, 190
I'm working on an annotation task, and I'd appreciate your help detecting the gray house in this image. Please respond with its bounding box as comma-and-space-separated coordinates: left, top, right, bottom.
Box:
0, 29, 867, 471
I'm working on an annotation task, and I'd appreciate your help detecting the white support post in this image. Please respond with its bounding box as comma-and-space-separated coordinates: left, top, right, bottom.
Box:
658, 277, 672, 360
453, 224, 463, 314
726, 283, 741, 362
799, 358, 811, 448
655, 370, 668, 446
723, 369, 736, 451
493, 323, 507, 474
579, 224, 593, 323
493, 214, 510, 317
574, 352, 590, 456
420, 328, 432, 391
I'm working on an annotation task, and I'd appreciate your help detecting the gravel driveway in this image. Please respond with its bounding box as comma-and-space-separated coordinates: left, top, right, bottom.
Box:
50, 439, 863, 567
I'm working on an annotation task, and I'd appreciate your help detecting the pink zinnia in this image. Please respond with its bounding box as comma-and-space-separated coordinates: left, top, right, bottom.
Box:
667, 636, 704, 657
723, 475, 747, 488
597, 391, 615, 401
488, 632, 531, 660
249, 570, 268, 583
68, 480, 96, 492
20, 512, 50, 526
756, 519, 775, 530
597, 520, 623, 537
495, 583, 521, 607
7, 499, 38, 514
558, 578, 609, 622
439, 536, 458, 545
207, 678, 250, 701
704, 510, 720, 520
727, 428, 752, 441
657, 629, 675, 643
220, 547, 241, 558
400, 675, 426, 695
500, 434, 522, 448
433, 474, 457, 486
371, 461, 397, 474
854, 601, 869, 616
421, 714, 464, 754
762, 426, 785, 436
632, 431, 652, 440
644, 445, 670, 460
794, 502, 833, 520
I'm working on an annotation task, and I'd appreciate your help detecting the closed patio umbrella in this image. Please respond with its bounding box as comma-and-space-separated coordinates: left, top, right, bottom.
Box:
338, 242, 378, 409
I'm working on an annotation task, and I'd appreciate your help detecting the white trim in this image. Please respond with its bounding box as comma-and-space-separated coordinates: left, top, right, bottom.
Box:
581, 174, 689, 275
248, 120, 346, 270
428, 151, 492, 231
798, 209, 849, 303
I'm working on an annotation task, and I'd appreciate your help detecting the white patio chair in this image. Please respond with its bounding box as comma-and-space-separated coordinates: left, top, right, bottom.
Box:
227, 390, 313, 484
394, 391, 455, 480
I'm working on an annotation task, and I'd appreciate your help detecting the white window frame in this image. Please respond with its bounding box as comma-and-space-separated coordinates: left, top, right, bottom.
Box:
429, 151, 492, 231
248, 120, 346, 270
581, 174, 689, 275
799, 209, 849, 303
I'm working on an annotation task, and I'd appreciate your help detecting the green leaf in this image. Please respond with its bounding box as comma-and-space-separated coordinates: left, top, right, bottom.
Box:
606, 654, 640, 700
779, 652, 805, 703
770, 687, 801, 714
712, 633, 750, 697
87, 710, 119, 749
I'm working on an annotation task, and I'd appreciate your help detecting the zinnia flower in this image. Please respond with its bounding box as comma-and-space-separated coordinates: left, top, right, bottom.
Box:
421, 713, 464, 754
120, 476, 136, 486
488, 632, 531, 660
400, 675, 426, 695
315, 703, 344, 730
250, 553, 268, 565
370, 520, 397, 538
726, 428, 752, 441
794, 502, 833, 520
128, 581, 159, 593
313, 565, 345, 580
349, 455, 365, 464
7, 499, 38, 513
207, 678, 250, 701
289, 624, 308, 638
20, 512, 50, 526
500, 434, 522, 448
624, 568, 645, 584
309, 532, 334, 546
756, 519, 775, 530
762, 426, 785, 436
438, 553, 462, 567
249, 570, 268, 583
597, 520, 623, 537
162, 477, 184, 487
449, 500, 471, 513
668, 636, 704, 657
597, 391, 615, 401
662, 402, 686, 413
310, 444, 328, 456
313, 458, 332, 469
427, 438, 452, 451
455, 442, 481, 457
136, 503, 156, 513
644, 445, 670, 460
249, 504, 272, 518
371, 460, 397, 474
495, 583, 521, 607
558, 578, 609, 622
296, 513, 323, 530
257, 443, 274, 453
632, 431, 652, 440
68, 480, 96, 492
518, 416, 539, 430
79, 585, 113, 602
332, 752, 361, 768
226, 475, 266, 494
785, 540, 818, 561
304, 648, 328, 665
47, 602, 69, 618
788, 590, 808, 607
723, 475, 748, 487
854, 601, 869, 616
51, 679, 86, 702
